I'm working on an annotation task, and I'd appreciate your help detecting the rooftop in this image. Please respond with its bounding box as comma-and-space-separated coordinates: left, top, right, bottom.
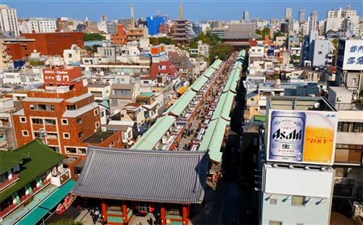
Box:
0, 139, 64, 202
267, 96, 337, 111
73, 147, 209, 204
82, 130, 116, 143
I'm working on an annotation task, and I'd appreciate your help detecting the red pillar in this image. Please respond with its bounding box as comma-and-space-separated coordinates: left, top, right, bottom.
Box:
101, 200, 108, 222
122, 203, 128, 223
160, 205, 166, 225
182, 205, 189, 224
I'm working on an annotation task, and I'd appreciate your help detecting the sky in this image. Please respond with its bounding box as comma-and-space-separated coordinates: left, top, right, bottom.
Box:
3, 0, 363, 22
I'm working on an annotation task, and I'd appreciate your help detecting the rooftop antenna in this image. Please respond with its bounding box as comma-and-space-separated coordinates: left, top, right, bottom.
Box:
130, 4, 135, 28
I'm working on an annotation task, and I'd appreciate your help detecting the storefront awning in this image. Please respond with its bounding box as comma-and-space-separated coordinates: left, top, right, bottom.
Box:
17, 180, 76, 225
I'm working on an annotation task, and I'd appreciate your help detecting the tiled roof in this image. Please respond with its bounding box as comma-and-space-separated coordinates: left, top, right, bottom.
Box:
0, 139, 63, 202
73, 147, 209, 204
150, 60, 178, 79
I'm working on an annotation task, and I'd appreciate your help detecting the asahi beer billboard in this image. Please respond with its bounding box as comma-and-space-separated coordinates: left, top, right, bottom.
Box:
266, 110, 338, 165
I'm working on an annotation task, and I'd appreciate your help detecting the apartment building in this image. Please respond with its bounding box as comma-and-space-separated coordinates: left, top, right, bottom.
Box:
12, 67, 122, 156
0, 5, 19, 37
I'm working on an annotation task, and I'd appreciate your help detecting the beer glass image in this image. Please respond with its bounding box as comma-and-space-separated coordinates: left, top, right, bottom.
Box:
303, 112, 336, 164
269, 111, 306, 162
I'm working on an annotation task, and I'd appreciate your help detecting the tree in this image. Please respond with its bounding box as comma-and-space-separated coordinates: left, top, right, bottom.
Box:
256, 27, 271, 39
84, 44, 100, 53
149, 37, 176, 45
208, 43, 233, 63
84, 33, 106, 41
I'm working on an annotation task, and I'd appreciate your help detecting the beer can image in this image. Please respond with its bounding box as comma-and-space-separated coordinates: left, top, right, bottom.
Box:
269, 111, 306, 162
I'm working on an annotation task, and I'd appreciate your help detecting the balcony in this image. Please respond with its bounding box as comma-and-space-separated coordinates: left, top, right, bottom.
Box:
0, 174, 19, 192
334, 103, 363, 111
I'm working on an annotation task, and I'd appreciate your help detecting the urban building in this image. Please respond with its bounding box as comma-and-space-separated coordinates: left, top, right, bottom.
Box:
327, 87, 363, 215
21, 18, 58, 33
308, 11, 318, 34
0, 97, 17, 150
221, 23, 257, 48
0, 139, 75, 225
299, 9, 305, 23
242, 10, 250, 22
146, 15, 166, 36
5, 32, 84, 58
285, 8, 292, 20
325, 6, 360, 37
259, 96, 338, 225
335, 39, 363, 94
0, 5, 19, 37
0, 38, 12, 69
12, 67, 122, 156
111, 24, 127, 45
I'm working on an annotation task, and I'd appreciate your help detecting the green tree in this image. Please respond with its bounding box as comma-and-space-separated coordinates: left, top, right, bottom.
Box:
149, 37, 177, 45
84, 33, 106, 41
256, 27, 271, 39
208, 43, 233, 63
332, 38, 339, 49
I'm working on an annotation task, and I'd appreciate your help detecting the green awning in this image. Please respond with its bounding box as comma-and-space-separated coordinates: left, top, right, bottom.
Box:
212, 92, 227, 120
203, 67, 215, 78
211, 59, 222, 69
40, 180, 76, 210
17, 180, 76, 225
221, 92, 235, 121
169, 90, 196, 117
16, 207, 48, 225
131, 115, 176, 150
191, 76, 209, 92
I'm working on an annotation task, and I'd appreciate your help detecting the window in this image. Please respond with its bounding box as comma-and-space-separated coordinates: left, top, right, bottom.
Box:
318, 51, 322, 55
94, 109, 99, 116
95, 121, 100, 129
22, 130, 29, 136
109, 141, 114, 147
269, 221, 282, 225
20, 117, 26, 123
292, 196, 305, 206
46, 132, 58, 139
76, 118, 82, 124
114, 89, 131, 96
67, 105, 77, 110
66, 147, 77, 154
78, 148, 87, 154
270, 198, 277, 205
30, 104, 55, 111
78, 132, 84, 138
111, 99, 118, 106
44, 119, 56, 125
33, 132, 41, 138
63, 133, 70, 139
62, 119, 68, 125
32, 118, 43, 124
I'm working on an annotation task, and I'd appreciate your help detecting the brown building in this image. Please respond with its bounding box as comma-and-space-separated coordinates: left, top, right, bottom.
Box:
111, 24, 127, 45
6, 32, 84, 59
12, 67, 122, 156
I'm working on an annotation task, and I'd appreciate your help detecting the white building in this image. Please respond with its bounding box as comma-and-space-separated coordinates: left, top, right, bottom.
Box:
25, 18, 58, 33
307, 11, 318, 34
285, 8, 292, 20
63, 44, 81, 66
325, 7, 360, 36
0, 5, 19, 37
197, 40, 209, 57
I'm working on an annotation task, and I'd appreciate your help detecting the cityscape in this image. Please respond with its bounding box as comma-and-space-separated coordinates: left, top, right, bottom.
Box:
0, 1, 362, 225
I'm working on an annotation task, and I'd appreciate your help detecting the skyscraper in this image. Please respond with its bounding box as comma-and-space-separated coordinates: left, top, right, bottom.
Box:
243, 10, 249, 22
308, 11, 318, 34
0, 5, 19, 37
299, 9, 305, 23
285, 8, 292, 20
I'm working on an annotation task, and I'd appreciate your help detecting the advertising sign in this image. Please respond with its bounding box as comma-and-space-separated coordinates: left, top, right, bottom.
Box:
267, 109, 337, 165
43, 67, 82, 84
341, 40, 363, 71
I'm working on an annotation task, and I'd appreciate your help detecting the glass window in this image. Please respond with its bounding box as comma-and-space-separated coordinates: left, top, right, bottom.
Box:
78, 132, 84, 138
22, 130, 29, 136
63, 133, 70, 139
66, 147, 77, 154
44, 119, 56, 125
32, 118, 43, 124
20, 117, 26, 123
78, 148, 87, 154
46, 132, 58, 139
62, 119, 68, 125
67, 105, 77, 110
77, 118, 82, 124
292, 196, 305, 206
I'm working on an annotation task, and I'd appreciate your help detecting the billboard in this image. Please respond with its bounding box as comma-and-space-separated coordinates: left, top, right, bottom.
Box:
266, 109, 338, 165
43, 67, 82, 85
340, 40, 363, 71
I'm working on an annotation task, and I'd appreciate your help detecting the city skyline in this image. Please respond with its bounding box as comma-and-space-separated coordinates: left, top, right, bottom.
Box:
4, 0, 362, 21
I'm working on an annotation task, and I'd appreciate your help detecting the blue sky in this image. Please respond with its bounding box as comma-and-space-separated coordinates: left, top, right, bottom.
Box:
4, 0, 362, 21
